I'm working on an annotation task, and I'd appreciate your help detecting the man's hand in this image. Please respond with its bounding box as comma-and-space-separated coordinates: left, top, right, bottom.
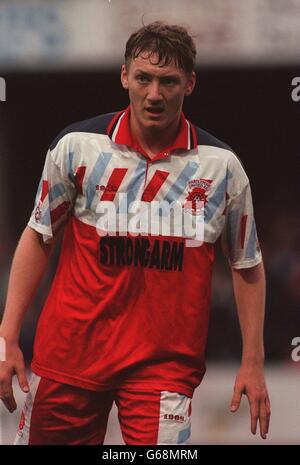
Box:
0, 336, 29, 413
0, 227, 52, 414
230, 364, 271, 439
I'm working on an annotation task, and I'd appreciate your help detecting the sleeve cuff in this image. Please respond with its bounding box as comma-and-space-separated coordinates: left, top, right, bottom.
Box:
229, 252, 263, 270
27, 220, 54, 244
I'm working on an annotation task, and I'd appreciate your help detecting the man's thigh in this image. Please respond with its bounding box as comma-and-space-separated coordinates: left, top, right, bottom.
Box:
115, 389, 192, 445
14, 373, 114, 445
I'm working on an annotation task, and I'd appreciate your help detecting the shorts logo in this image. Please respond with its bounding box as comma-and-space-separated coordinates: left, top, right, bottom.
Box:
183, 178, 212, 216
163, 414, 185, 423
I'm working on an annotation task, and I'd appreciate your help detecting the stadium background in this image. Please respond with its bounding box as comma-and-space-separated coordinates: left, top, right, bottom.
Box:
0, 0, 299, 445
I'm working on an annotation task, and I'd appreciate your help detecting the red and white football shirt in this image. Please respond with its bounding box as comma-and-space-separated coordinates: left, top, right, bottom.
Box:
28, 107, 262, 397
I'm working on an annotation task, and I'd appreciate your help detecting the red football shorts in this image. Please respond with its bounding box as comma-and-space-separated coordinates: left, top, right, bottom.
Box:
14, 373, 192, 445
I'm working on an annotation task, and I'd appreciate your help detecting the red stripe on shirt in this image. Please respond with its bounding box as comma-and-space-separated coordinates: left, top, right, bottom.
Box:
141, 170, 169, 202
107, 110, 124, 138
75, 166, 86, 195
40, 180, 49, 203
50, 201, 70, 225
100, 168, 128, 201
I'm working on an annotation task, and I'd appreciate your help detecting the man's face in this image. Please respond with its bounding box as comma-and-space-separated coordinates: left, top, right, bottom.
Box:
121, 52, 196, 133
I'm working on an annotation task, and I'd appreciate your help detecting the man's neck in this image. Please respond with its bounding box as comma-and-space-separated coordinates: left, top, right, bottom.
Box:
129, 113, 181, 159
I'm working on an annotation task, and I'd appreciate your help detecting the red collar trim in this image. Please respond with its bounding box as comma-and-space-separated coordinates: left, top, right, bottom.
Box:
107, 106, 197, 160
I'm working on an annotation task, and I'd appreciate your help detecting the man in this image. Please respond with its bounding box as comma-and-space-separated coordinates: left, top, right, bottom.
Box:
0, 21, 270, 445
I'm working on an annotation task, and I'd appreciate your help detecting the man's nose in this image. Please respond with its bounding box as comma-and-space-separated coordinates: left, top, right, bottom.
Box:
147, 80, 163, 101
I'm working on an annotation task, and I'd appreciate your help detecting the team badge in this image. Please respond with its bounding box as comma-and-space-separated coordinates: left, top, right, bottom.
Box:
183, 179, 212, 216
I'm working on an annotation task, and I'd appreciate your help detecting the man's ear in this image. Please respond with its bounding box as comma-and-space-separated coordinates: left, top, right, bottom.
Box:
184, 71, 196, 96
121, 64, 129, 90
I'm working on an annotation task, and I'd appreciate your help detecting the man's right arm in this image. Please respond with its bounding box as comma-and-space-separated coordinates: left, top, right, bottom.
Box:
0, 226, 53, 412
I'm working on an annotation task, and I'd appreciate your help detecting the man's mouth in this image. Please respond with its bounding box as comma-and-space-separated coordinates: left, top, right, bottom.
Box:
145, 107, 164, 114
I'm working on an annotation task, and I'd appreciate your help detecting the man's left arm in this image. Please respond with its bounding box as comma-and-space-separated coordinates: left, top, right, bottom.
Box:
230, 261, 271, 439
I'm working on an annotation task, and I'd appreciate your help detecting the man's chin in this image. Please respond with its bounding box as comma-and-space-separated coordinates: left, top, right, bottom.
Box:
143, 118, 166, 132
147, 124, 166, 133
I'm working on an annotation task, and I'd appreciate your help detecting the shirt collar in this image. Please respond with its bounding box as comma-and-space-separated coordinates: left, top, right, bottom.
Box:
107, 105, 197, 161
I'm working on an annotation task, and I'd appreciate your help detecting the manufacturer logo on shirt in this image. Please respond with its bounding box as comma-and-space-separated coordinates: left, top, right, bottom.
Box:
96, 184, 118, 192
183, 179, 212, 216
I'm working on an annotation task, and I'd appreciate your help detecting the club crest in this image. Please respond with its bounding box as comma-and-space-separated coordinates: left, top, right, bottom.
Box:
183, 179, 212, 215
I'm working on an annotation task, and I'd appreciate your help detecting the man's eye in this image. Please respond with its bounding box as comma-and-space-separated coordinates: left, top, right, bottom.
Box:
137, 75, 149, 83
162, 78, 176, 85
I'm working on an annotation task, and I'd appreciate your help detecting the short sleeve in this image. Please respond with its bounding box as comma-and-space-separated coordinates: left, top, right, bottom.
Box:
221, 155, 262, 269
28, 143, 76, 244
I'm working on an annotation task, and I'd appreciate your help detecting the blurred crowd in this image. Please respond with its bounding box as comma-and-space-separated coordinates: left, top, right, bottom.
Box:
207, 205, 300, 362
